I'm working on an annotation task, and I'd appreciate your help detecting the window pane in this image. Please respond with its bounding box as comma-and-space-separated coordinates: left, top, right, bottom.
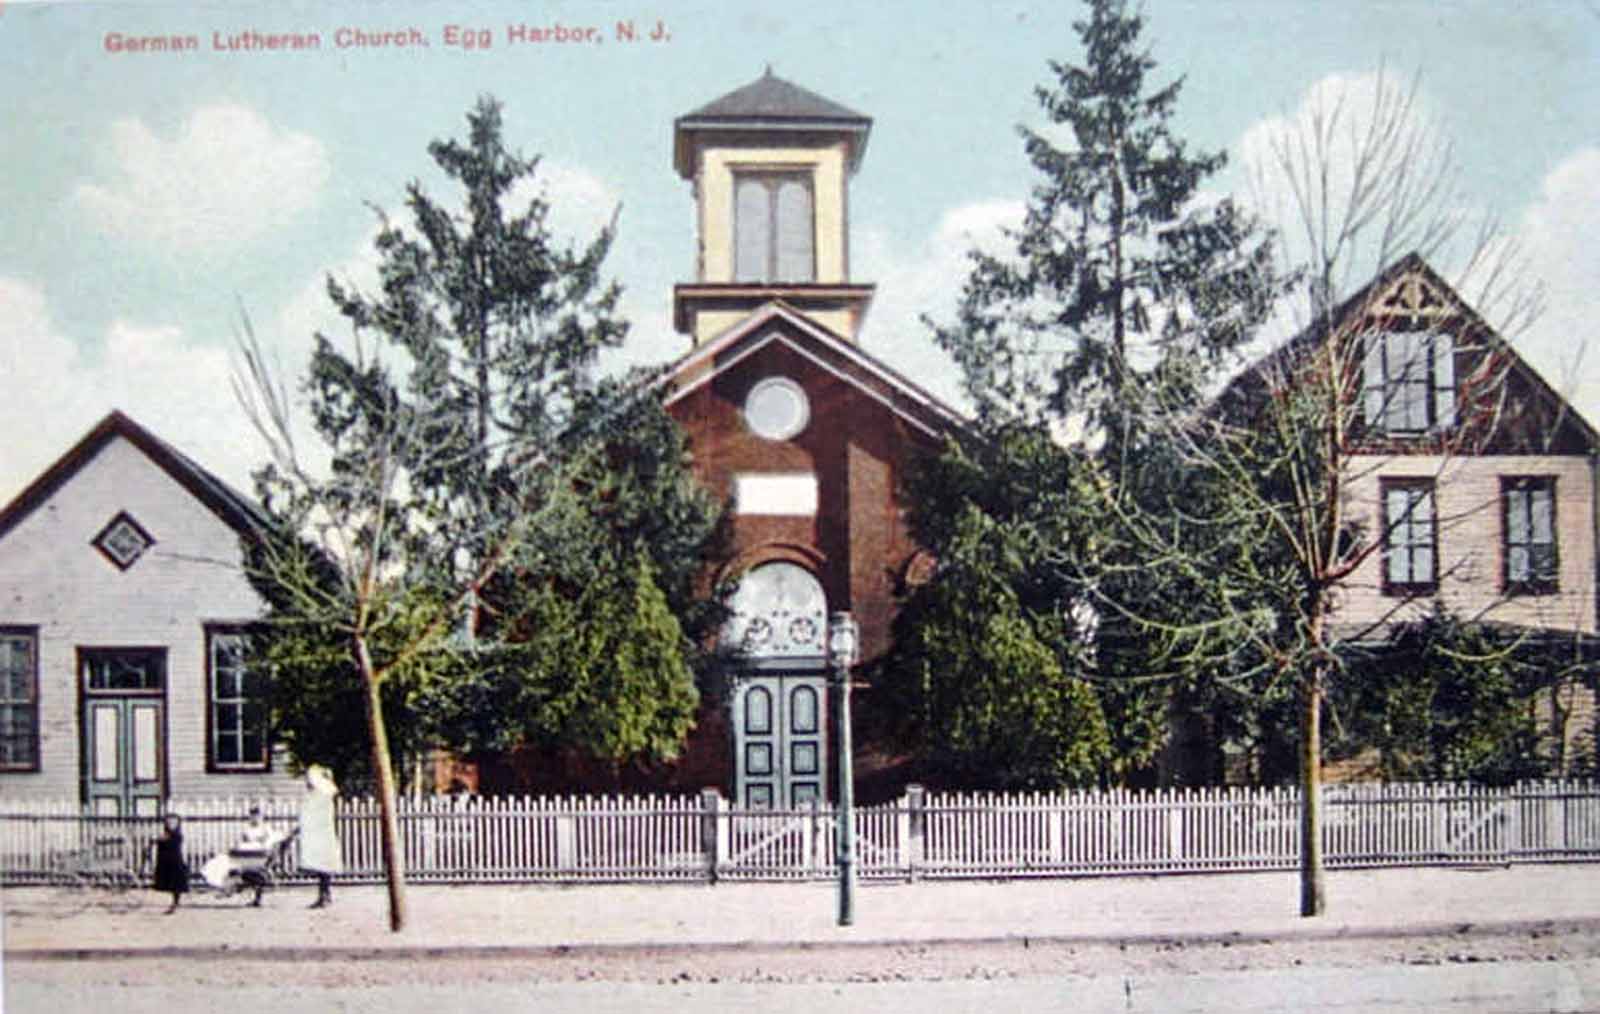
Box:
790, 685, 818, 734
93, 706, 120, 781
1410, 490, 1432, 525
744, 686, 772, 734
1531, 489, 1553, 543
133, 704, 159, 782
1532, 544, 1557, 582
734, 178, 770, 282
1507, 490, 1529, 544
1388, 546, 1409, 584
1508, 545, 1530, 583
1362, 335, 1385, 424
773, 179, 813, 282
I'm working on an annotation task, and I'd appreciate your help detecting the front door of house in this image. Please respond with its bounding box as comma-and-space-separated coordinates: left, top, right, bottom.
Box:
80, 648, 167, 816
734, 674, 826, 809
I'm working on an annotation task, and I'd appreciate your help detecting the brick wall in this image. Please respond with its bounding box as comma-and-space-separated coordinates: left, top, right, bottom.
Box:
669, 336, 940, 662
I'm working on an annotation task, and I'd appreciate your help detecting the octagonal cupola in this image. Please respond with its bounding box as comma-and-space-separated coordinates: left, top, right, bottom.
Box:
672, 69, 876, 345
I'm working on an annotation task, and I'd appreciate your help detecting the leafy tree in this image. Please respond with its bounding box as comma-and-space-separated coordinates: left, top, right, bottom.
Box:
896, 0, 1279, 789
236, 96, 723, 931
1344, 610, 1544, 784
881, 499, 1110, 789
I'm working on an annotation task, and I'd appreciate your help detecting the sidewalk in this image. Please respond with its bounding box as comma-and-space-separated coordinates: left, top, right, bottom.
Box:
5, 864, 1599, 959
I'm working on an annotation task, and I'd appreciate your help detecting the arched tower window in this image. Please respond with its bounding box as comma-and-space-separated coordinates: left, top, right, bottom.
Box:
734, 173, 814, 284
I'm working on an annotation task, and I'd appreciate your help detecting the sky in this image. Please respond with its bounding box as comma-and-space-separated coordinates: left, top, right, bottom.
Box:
1, 0, 1597, 504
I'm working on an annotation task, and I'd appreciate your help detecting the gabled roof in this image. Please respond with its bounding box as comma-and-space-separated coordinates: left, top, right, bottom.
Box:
674, 69, 872, 177
660, 301, 967, 440
0, 410, 270, 543
1219, 252, 1600, 453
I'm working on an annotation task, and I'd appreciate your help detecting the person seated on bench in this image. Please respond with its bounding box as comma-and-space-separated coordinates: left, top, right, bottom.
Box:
230, 805, 274, 907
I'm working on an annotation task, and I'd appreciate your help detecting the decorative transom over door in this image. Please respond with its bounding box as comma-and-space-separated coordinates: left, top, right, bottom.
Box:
724, 562, 828, 809
80, 648, 167, 816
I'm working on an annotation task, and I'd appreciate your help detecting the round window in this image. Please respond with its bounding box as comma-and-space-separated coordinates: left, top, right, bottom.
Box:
743, 377, 810, 441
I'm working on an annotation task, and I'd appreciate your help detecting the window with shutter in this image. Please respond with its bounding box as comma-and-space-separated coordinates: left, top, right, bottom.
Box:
1361, 328, 1455, 435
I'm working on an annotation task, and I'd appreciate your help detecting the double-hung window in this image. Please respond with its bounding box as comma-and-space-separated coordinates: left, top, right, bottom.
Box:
1503, 477, 1558, 594
734, 171, 814, 283
1362, 327, 1456, 434
0, 628, 38, 771
1382, 479, 1438, 594
207, 628, 268, 771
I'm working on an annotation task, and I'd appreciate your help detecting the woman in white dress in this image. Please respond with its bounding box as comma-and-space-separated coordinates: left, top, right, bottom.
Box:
298, 765, 342, 908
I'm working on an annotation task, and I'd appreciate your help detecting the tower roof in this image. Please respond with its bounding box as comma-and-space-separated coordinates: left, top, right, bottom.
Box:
674, 69, 872, 177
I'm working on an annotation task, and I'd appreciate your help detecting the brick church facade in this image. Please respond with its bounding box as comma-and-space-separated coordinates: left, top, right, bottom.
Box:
480, 71, 962, 803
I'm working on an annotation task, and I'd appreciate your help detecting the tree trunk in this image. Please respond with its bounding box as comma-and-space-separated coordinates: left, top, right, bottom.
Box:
1299, 673, 1326, 917
357, 637, 408, 932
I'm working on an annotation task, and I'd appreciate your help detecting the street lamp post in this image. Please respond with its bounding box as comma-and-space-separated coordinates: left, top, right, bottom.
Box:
828, 610, 859, 927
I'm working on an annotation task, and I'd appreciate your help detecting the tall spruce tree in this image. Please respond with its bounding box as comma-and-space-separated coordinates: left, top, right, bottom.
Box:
238, 96, 723, 932
896, 0, 1280, 788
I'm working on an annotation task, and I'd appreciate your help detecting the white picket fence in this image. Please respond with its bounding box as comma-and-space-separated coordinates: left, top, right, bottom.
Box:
3, 780, 1599, 886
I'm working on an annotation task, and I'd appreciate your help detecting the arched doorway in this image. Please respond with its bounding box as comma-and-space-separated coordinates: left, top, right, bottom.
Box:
723, 561, 828, 808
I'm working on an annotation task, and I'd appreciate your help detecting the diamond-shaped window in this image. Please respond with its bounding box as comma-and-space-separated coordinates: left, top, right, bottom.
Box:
92, 511, 155, 570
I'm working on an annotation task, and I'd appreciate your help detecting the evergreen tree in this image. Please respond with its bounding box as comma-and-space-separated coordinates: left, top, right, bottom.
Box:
238, 96, 724, 931
897, 0, 1280, 789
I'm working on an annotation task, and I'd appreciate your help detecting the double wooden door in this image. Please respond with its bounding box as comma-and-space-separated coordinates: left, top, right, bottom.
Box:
734, 673, 826, 809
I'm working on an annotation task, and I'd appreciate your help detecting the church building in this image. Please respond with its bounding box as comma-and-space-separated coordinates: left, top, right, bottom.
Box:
481, 71, 966, 804
655, 70, 964, 808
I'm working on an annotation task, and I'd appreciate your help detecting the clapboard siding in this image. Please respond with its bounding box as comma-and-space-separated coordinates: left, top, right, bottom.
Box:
1340, 454, 1597, 633
0, 428, 300, 802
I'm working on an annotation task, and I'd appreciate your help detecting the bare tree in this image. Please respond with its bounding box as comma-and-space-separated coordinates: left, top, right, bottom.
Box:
1081, 67, 1564, 917
232, 319, 557, 931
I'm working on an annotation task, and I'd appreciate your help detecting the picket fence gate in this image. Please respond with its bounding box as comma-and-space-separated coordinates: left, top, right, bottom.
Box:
3, 779, 1599, 887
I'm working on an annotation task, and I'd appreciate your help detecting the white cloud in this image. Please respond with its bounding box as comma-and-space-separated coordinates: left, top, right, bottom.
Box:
518, 162, 622, 253
855, 199, 1024, 409
1508, 147, 1600, 429
1237, 74, 1600, 428
0, 277, 261, 506
1237, 70, 1462, 312
72, 104, 330, 254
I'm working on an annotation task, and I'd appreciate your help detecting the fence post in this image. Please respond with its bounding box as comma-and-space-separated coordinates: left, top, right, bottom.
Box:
700, 788, 724, 884
901, 784, 926, 880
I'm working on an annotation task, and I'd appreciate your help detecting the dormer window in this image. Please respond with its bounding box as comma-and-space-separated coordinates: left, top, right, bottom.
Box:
734, 171, 814, 283
1362, 326, 1456, 435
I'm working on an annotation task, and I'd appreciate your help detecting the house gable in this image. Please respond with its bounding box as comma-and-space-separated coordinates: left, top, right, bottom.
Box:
0, 411, 294, 803
0, 409, 267, 544
1230, 254, 1599, 457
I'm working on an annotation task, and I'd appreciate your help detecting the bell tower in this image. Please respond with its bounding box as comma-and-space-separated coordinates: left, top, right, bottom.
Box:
672, 69, 876, 345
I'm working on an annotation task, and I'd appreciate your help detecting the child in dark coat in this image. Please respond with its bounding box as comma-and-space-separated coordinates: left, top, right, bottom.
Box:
152, 813, 190, 913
